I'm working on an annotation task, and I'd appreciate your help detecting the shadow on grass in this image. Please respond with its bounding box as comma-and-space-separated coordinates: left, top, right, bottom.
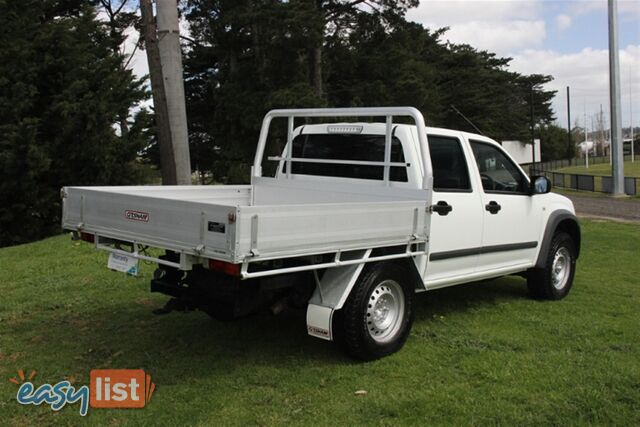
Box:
8, 275, 532, 381
413, 276, 530, 321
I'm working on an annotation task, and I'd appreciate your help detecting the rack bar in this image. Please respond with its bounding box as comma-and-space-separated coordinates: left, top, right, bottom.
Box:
252, 107, 432, 190
384, 115, 392, 185
267, 156, 408, 167
286, 116, 294, 178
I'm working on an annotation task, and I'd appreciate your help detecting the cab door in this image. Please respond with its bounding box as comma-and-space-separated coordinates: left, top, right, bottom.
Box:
468, 139, 542, 272
424, 134, 484, 287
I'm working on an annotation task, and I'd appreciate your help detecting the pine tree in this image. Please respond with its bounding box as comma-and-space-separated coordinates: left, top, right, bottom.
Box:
181, 0, 557, 183
0, 0, 151, 246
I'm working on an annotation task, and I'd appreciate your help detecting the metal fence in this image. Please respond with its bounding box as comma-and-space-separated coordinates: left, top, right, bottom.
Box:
525, 156, 638, 196
529, 171, 639, 196
527, 154, 635, 173
532, 167, 640, 196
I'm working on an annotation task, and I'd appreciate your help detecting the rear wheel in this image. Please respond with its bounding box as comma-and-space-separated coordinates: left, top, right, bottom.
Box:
527, 232, 576, 300
335, 262, 414, 360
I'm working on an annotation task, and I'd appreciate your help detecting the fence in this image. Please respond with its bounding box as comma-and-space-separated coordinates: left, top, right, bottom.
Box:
529, 171, 639, 196
527, 154, 635, 173
526, 155, 638, 196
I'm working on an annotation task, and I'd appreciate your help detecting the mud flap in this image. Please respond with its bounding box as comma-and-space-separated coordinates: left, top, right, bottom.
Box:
305, 250, 370, 341
306, 304, 333, 340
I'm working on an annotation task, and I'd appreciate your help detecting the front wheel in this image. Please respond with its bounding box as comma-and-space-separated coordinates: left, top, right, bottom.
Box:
527, 232, 577, 300
335, 262, 415, 361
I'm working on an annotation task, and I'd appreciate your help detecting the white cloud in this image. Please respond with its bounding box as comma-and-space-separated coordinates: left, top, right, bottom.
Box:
555, 14, 572, 32
406, 1, 639, 128
569, 0, 640, 20
406, 0, 545, 54
510, 45, 640, 128
440, 20, 546, 53
406, 0, 542, 25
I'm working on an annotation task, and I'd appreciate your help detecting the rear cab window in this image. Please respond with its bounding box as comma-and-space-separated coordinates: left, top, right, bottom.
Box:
287, 133, 408, 182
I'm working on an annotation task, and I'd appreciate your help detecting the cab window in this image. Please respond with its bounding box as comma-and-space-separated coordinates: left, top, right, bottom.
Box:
470, 140, 528, 194
428, 135, 471, 192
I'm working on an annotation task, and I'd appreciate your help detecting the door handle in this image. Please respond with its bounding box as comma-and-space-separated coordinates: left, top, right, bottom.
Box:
485, 201, 501, 214
431, 201, 453, 216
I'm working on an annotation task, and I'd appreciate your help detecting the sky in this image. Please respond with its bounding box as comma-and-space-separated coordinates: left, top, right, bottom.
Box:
123, 0, 640, 133
406, 0, 640, 132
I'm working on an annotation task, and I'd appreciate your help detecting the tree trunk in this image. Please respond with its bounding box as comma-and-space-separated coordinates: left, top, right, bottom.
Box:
311, 0, 324, 98
252, 22, 265, 84
119, 118, 129, 137
312, 45, 322, 98
140, 0, 177, 185
229, 49, 238, 79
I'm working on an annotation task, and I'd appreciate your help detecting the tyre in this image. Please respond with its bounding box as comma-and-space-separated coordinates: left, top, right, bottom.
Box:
527, 232, 576, 300
335, 262, 415, 361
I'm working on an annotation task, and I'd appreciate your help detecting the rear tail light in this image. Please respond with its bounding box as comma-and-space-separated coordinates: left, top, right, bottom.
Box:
208, 259, 241, 276
80, 232, 95, 243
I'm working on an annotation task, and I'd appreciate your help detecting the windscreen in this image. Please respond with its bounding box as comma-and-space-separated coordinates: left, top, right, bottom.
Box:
288, 133, 408, 182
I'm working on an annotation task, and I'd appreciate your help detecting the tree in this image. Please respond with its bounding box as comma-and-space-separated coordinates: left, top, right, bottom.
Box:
0, 0, 151, 246
181, 0, 558, 182
98, 0, 140, 137
325, 13, 443, 118
304, 0, 418, 98
537, 123, 572, 161
325, 18, 556, 141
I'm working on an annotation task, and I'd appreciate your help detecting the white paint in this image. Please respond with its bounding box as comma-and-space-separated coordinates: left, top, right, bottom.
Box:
501, 139, 541, 164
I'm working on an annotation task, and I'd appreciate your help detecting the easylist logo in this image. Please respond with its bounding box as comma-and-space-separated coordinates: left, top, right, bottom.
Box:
10, 368, 155, 416
90, 369, 155, 409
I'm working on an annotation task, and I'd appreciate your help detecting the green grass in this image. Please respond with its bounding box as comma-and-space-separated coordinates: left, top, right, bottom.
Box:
552, 188, 609, 199
553, 188, 640, 200
1, 221, 639, 425
555, 160, 640, 177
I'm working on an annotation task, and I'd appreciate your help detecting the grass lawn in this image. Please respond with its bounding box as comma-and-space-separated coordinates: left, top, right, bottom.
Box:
555, 160, 640, 177
553, 188, 640, 200
1, 220, 639, 425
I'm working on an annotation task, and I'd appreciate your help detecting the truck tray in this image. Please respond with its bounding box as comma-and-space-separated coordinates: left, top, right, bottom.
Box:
62, 182, 429, 264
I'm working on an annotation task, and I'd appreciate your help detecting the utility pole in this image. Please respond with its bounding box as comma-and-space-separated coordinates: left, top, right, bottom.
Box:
584, 101, 589, 168
592, 116, 596, 156
602, 106, 605, 159
156, 0, 191, 185
530, 84, 536, 167
608, 0, 624, 195
631, 66, 635, 162
567, 86, 572, 158
140, 0, 177, 185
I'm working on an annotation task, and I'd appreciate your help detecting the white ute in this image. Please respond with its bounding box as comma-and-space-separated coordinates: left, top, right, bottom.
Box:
62, 107, 580, 360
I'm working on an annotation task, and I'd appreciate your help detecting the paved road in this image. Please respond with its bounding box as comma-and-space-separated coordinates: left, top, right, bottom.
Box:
562, 193, 640, 222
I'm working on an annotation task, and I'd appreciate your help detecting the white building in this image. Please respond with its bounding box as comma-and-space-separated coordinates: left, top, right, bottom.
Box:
501, 139, 541, 164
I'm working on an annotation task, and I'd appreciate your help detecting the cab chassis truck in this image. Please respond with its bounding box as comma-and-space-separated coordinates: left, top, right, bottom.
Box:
62, 107, 580, 360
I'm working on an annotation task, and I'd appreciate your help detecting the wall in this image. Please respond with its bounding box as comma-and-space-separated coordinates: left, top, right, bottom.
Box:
501, 139, 541, 164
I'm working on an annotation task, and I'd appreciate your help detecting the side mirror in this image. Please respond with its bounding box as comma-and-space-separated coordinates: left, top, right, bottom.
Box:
530, 175, 551, 195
